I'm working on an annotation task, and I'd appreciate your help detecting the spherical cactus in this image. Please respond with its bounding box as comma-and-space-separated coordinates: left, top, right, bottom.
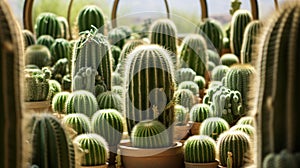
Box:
217, 131, 251, 168
178, 81, 199, 96
118, 26, 132, 39
36, 35, 55, 49
190, 104, 211, 123
34, 12, 62, 38
50, 38, 70, 65
51, 58, 69, 82
65, 90, 99, 118
77, 5, 105, 33
174, 89, 196, 111
57, 16, 69, 39
236, 116, 254, 126
211, 65, 230, 81
22, 29, 36, 48
73, 133, 108, 166
108, 28, 127, 49
207, 49, 220, 66
52, 91, 71, 114
175, 68, 197, 84
220, 53, 239, 67
111, 45, 121, 70
184, 135, 217, 163
200, 117, 230, 140
194, 75, 206, 90
230, 124, 255, 139
47, 79, 61, 101
208, 61, 216, 72
62, 113, 91, 135
131, 120, 170, 148
175, 104, 188, 125
263, 150, 300, 168
96, 91, 122, 113
179, 34, 208, 77
25, 44, 51, 68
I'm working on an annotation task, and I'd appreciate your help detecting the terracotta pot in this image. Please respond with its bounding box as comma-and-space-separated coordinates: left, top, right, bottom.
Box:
118, 140, 184, 168
173, 123, 193, 142
24, 100, 51, 113
185, 160, 219, 168
189, 121, 201, 135
81, 163, 108, 168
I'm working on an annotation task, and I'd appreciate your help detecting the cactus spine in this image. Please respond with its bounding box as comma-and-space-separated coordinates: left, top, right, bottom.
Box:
25, 45, 51, 68
178, 81, 199, 96
77, 5, 105, 33
175, 105, 188, 125
211, 65, 229, 81
96, 91, 122, 112
34, 12, 62, 38
62, 113, 91, 135
200, 117, 230, 140
190, 104, 211, 123
175, 68, 196, 84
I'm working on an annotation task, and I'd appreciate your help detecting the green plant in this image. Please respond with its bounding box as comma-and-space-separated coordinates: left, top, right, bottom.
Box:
62, 74, 72, 91
193, 75, 206, 90
230, 0, 242, 15
34, 12, 62, 38
57, 16, 69, 39
25, 45, 51, 68
211, 65, 229, 81
190, 104, 211, 123
208, 61, 216, 72
62, 113, 91, 135
175, 104, 188, 125
50, 38, 70, 65
119, 39, 146, 63
230, 124, 255, 139
76, 5, 105, 33
200, 117, 230, 140
108, 28, 127, 49
178, 81, 199, 96
22, 29, 36, 48
207, 49, 220, 66
52, 91, 71, 114
112, 86, 123, 97
36, 35, 55, 49
51, 58, 69, 82
47, 79, 61, 101
184, 135, 217, 163
112, 72, 123, 86
96, 91, 123, 112
236, 116, 254, 126
174, 89, 196, 111
73, 67, 98, 94
220, 53, 239, 67
263, 150, 300, 168
175, 68, 196, 84
111, 45, 121, 70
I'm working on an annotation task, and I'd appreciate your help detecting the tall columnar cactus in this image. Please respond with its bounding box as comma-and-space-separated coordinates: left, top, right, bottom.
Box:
190, 104, 211, 123
77, 5, 105, 33
184, 135, 217, 163
223, 64, 255, 115
217, 131, 251, 168
34, 12, 62, 38
263, 150, 300, 168
108, 28, 127, 49
211, 65, 229, 81
230, 9, 253, 57
149, 19, 178, 66
0, 1, 24, 167
200, 117, 230, 140
36, 35, 55, 49
123, 45, 176, 145
22, 29, 36, 48
65, 90, 99, 118
73, 133, 108, 166
179, 34, 208, 77
241, 20, 262, 64
254, 3, 300, 167
72, 29, 112, 91
175, 104, 188, 125
73, 67, 98, 94
52, 91, 71, 114
50, 38, 70, 65
30, 114, 75, 168
174, 89, 196, 111
131, 120, 170, 148
207, 49, 220, 66
220, 53, 239, 67
96, 91, 122, 112
175, 68, 196, 84
195, 18, 224, 54
25, 44, 51, 68
57, 16, 69, 39
62, 113, 91, 135
178, 81, 199, 96
236, 116, 254, 126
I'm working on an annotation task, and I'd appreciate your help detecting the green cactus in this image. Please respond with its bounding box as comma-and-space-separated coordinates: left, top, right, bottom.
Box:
112, 72, 123, 86
65, 90, 99, 118
230, 0, 242, 15
175, 68, 196, 84
263, 150, 300, 168
36, 35, 55, 50
0, 1, 24, 166
230, 124, 255, 140
67, 40, 77, 75
200, 117, 230, 140
30, 114, 75, 168
195, 18, 224, 54
77, 5, 105, 33
112, 86, 123, 97
57, 16, 69, 39
131, 120, 170, 148
51, 58, 69, 82
52, 91, 71, 114
73, 133, 108, 166
179, 34, 208, 77
22, 29, 36, 48
174, 89, 196, 111
208, 61, 216, 72
241, 20, 262, 64
47, 79, 61, 101
207, 49, 220, 66
236, 116, 254, 126
178, 81, 199, 96
62, 74, 72, 91
25, 44, 51, 68
108, 28, 127, 49
230, 9, 253, 57
118, 26, 132, 39
220, 53, 239, 67
217, 131, 251, 168
190, 104, 211, 123
184, 135, 217, 163
96, 91, 123, 112
72, 67, 98, 94
193, 75, 206, 90
50, 38, 70, 65
119, 39, 146, 63
123, 45, 176, 145
211, 65, 229, 81
62, 113, 91, 135
111, 45, 121, 70
175, 104, 188, 125
34, 12, 62, 38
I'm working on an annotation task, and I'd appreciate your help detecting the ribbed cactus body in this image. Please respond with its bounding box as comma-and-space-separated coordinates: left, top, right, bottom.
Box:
35, 12, 61, 38
200, 117, 229, 140
30, 114, 75, 168
77, 5, 105, 33
111, 45, 121, 70
236, 116, 254, 126
36, 35, 55, 49
119, 39, 146, 62
207, 49, 220, 66
73, 67, 98, 94
50, 38, 69, 65
52, 91, 71, 114
179, 34, 208, 77
51, 58, 69, 82
47, 79, 61, 101
184, 135, 217, 163
217, 131, 251, 168
175, 68, 196, 84
230, 124, 255, 139
123, 45, 175, 145
91, 109, 123, 146
131, 120, 170, 148
174, 89, 196, 111
57, 16, 69, 39
178, 81, 199, 96
96, 91, 122, 112
25, 44, 51, 68
0, 1, 24, 167
211, 65, 229, 81
22, 29, 36, 48
194, 75, 206, 90
175, 104, 188, 125
108, 28, 126, 49
241, 20, 262, 64
74, 133, 108, 166
195, 19, 224, 54
112, 72, 123, 86
220, 53, 239, 67
208, 62, 216, 72
65, 90, 99, 118
190, 104, 211, 123
263, 150, 300, 168
62, 113, 91, 135
230, 9, 253, 57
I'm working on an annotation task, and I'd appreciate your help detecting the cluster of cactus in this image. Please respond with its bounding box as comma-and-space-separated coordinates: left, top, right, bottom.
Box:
96, 91, 122, 112
175, 68, 196, 84
50, 38, 70, 65
62, 113, 91, 135
178, 81, 199, 96
220, 53, 239, 67
25, 44, 51, 68
77, 5, 105, 33
211, 65, 229, 81
123, 45, 176, 145
108, 28, 127, 49
72, 67, 98, 94
22, 29, 36, 48
200, 117, 230, 140
36, 35, 55, 49
34, 12, 62, 38
174, 104, 188, 125
189, 104, 211, 123
52, 91, 71, 114
0, 1, 24, 167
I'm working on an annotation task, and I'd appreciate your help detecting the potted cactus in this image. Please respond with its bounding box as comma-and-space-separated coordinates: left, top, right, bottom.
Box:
189, 103, 211, 135
200, 117, 230, 141
62, 113, 91, 137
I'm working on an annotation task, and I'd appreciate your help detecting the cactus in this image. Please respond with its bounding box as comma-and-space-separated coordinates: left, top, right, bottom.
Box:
263, 150, 300, 168
131, 120, 170, 148
52, 91, 71, 114
25, 44, 51, 68
62, 74, 72, 91
175, 68, 196, 84
236, 116, 254, 126
195, 18, 224, 54
30, 114, 75, 168
73, 133, 108, 166
65, 90, 99, 118
241, 20, 262, 64
149, 19, 178, 66
123, 45, 176, 145
57, 16, 69, 39
22, 29, 36, 48
211, 65, 229, 81
96, 91, 123, 112
112, 86, 123, 97
24, 68, 51, 101
208, 61, 216, 72
111, 45, 121, 70
67, 40, 77, 75
175, 104, 188, 125
178, 81, 199, 96
220, 53, 239, 67
184, 135, 217, 163
230, 124, 255, 139
36, 35, 55, 49
230, 9, 253, 57
47, 79, 61, 101
51, 58, 69, 82
62, 113, 91, 135
190, 104, 211, 123
200, 117, 229, 140
50, 38, 70, 65
34, 12, 62, 38
217, 131, 251, 168
174, 89, 196, 111
112, 72, 123, 86
230, 0, 242, 15
179, 34, 208, 77
72, 67, 98, 94
77, 5, 105, 33
207, 49, 220, 66
119, 39, 146, 62
108, 28, 127, 49
194, 75, 206, 90
0, 1, 24, 167
118, 26, 132, 39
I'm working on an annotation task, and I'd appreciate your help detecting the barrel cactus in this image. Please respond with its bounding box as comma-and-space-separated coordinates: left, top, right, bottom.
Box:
52, 91, 71, 114
57, 16, 69, 39
178, 81, 199, 96
62, 74, 72, 91
174, 89, 196, 111
34, 12, 62, 38
175, 104, 188, 125
175, 68, 196, 84
200, 117, 230, 140
47, 79, 61, 101
62, 113, 91, 135
211, 65, 229, 81
207, 49, 220, 66
230, 124, 255, 139
263, 150, 300, 168
220, 53, 239, 67
96, 91, 122, 112
51, 58, 69, 82
36, 35, 55, 49
22, 29, 36, 48
194, 75, 206, 90
77, 5, 105, 33
190, 104, 211, 123
25, 44, 51, 68
236, 116, 254, 126
50, 38, 69, 65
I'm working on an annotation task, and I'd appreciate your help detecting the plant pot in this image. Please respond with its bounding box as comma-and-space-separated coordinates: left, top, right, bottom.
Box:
118, 140, 184, 168
173, 123, 193, 142
185, 160, 219, 168
24, 100, 51, 113
81, 163, 108, 168
189, 121, 201, 135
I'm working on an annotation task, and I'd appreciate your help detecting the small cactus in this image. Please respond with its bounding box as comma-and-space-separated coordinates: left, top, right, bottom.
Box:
175, 104, 188, 125
36, 35, 55, 49
230, 124, 255, 139
50, 38, 70, 65
57, 16, 69, 39
220, 53, 239, 67
96, 91, 123, 113
200, 117, 230, 140
190, 104, 211, 123
178, 81, 199, 96
76, 5, 105, 33
22, 29, 36, 48
174, 89, 196, 111
62, 113, 91, 135
72, 67, 98, 94
211, 65, 229, 81
34, 12, 62, 38
108, 28, 127, 49
175, 68, 197, 84
52, 91, 71, 114
263, 150, 300, 168
236, 116, 254, 126
25, 44, 51, 68
193, 75, 206, 90
207, 49, 220, 66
